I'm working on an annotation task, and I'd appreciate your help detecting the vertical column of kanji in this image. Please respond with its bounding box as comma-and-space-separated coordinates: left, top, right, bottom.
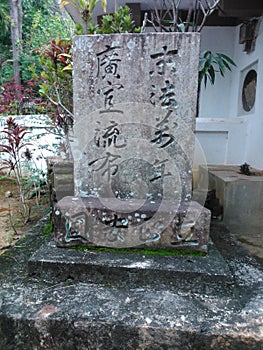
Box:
85, 42, 126, 199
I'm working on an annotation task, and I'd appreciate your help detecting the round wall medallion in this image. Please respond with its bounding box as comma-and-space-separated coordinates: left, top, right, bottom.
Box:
242, 69, 257, 112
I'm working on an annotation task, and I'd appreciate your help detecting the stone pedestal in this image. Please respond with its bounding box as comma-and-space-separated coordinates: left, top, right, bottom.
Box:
54, 196, 210, 251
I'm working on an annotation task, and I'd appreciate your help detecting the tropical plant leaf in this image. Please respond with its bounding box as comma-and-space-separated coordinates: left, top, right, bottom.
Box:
199, 50, 236, 88
59, 1, 70, 10
208, 66, 215, 84
216, 56, 226, 76
218, 53, 237, 67
62, 65, 73, 71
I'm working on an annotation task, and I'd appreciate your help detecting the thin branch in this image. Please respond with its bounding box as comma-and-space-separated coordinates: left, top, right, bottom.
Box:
184, 0, 193, 32
194, 1, 201, 32
45, 87, 74, 119
54, 85, 74, 117
148, 12, 159, 32
174, 0, 182, 30
153, 0, 162, 31
141, 12, 148, 33
198, 0, 220, 32
170, 0, 177, 31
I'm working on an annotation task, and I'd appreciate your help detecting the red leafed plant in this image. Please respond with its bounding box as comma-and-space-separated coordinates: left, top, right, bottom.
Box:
38, 39, 72, 73
38, 39, 73, 142
0, 79, 45, 116
0, 116, 32, 221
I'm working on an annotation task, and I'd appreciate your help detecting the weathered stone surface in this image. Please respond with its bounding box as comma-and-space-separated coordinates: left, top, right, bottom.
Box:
53, 196, 210, 251
29, 238, 232, 295
47, 157, 74, 205
54, 33, 209, 249
0, 220, 262, 349
71, 33, 200, 201
199, 164, 263, 234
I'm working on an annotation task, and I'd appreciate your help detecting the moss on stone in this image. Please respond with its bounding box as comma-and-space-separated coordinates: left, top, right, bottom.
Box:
69, 245, 207, 257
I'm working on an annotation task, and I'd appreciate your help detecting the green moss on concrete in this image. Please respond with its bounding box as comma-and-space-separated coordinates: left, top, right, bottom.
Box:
70, 246, 207, 257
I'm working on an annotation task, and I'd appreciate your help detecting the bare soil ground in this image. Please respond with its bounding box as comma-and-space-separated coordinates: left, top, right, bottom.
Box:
0, 173, 49, 255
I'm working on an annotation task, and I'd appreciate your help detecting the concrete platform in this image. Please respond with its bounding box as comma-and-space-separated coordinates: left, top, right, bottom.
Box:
198, 164, 263, 234
197, 164, 263, 265
28, 239, 233, 296
0, 218, 262, 349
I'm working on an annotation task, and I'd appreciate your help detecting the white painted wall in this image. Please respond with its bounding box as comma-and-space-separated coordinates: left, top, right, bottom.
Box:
197, 20, 263, 169
199, 26, 236, 118
231, 21, 263, 169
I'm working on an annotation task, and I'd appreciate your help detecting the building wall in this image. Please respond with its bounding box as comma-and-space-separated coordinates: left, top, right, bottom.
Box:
199, 26, 236, 119
197, 20, 263, 169
231, 21, 263, 169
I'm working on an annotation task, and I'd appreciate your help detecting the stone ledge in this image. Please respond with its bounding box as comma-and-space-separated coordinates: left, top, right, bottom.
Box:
28, 238, 232, 296
0, 221, 262, 349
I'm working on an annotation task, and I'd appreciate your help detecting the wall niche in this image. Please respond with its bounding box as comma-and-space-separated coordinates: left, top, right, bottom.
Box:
238, 62, 258, 115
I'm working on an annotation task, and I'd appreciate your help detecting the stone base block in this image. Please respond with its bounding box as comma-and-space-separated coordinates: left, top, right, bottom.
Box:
53, 197, 211, 252
47, 157, 74, 206
198, 164, 263, 234
28, 239, 232, 296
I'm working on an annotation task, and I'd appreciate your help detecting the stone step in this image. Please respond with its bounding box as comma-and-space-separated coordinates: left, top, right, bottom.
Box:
28, 238, 233, 296
0, 220, 262, 349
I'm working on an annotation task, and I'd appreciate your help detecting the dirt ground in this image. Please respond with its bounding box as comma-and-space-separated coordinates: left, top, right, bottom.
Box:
0, 173, 49, 255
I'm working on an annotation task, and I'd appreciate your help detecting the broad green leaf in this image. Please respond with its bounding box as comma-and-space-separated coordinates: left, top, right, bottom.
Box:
216, 56, 226, 76
204, 74, 208, 88
208, 66, 215, 85
62, 65, 73, 71
79, 0, 86, 8
217, 53, 237, 67
221, 58, 231, 71
89, 0, 97, 12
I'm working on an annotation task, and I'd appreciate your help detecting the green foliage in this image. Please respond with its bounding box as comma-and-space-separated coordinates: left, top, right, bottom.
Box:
38, 39, 73, 135
60, 0, 107, 16
85, 6, 140, 34
60, 0, 107, 34
199, 50, 236, 88
97, 6, 139, 34
21, 1, 74, 83
0, 0, 75, 85
0, 0, 10, 35
0, 0, 11, 85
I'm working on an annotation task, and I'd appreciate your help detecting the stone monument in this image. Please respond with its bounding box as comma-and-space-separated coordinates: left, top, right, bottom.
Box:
54, 33, 211, 251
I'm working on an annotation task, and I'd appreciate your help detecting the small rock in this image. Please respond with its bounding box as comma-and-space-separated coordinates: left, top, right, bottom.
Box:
5, 191, 12, 198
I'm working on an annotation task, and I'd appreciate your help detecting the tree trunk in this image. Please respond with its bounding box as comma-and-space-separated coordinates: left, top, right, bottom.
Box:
9, 0, 22, 86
